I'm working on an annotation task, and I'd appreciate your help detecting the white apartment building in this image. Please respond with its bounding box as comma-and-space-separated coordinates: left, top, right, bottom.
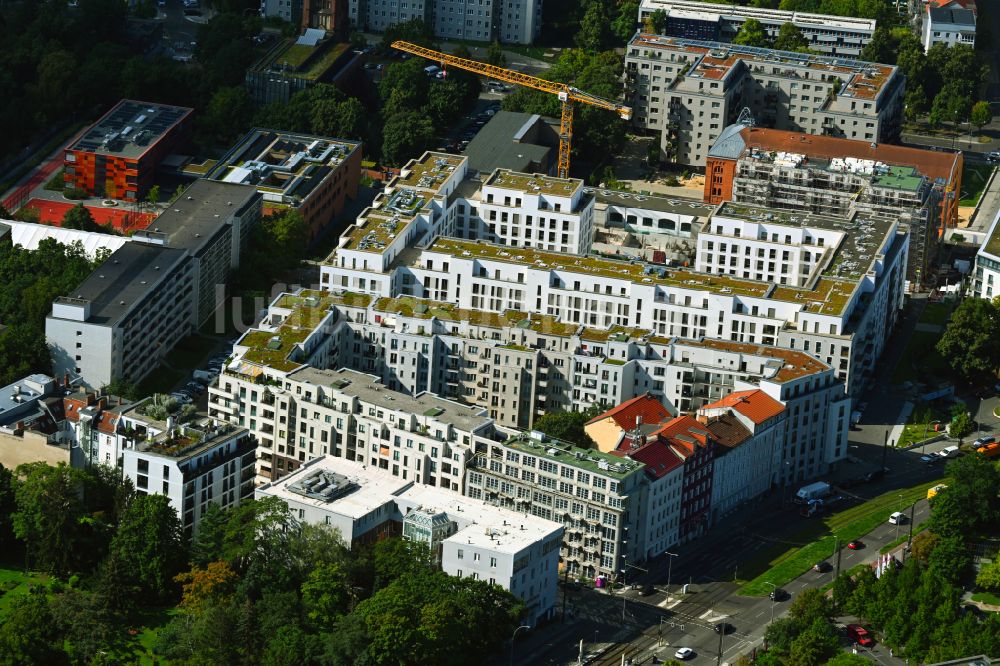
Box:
347, 0, 542, 44
636, 0, 876, 57
972, 212, 1000, 300
45, 181, 261, 389
257, 455, 563, 625
120, 412, 256, 535
456, 169, 595, 255
209, 299, 494, 485
698, 389, 785, 520
624, 33, 905, 167
333, 153, 594, 291
922, 6, 976, 52
591, 190, 711, 263
47, 243, 195, 389
322, 200, 907, 399
465, 429, 647, 581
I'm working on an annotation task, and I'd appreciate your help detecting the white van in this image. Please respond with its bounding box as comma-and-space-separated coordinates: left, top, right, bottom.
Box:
888, 511, 906, 525
938, 445, 960, 459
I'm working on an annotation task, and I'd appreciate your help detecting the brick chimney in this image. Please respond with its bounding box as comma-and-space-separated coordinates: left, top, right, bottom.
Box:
97, 397, 107, 411
63, 372, 70, 387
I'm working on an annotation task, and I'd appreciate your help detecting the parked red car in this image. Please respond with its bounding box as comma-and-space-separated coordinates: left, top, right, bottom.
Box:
846, 624, 874, 647
847, 540, 863, 550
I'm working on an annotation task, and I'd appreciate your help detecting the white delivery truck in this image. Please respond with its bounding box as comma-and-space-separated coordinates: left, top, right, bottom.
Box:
795, 481, 832, 503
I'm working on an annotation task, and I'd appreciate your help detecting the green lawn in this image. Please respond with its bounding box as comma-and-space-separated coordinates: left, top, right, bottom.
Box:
0, 566, 47, 613
960, 163, 994, 207
739, 481, 937, 596
891, 330, 953, 385
134, 606, 180, 665
971, 591, 1000, 605
918, 301, 953, 326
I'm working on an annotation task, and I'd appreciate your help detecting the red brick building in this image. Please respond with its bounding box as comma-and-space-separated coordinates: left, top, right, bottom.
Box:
64, 100, 193, 202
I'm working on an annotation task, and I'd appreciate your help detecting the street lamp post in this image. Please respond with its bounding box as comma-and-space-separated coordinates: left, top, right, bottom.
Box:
665, 551, 678, 596
509, 625, 531, 666
895, 494, 903, 540
764, 581, 777, 626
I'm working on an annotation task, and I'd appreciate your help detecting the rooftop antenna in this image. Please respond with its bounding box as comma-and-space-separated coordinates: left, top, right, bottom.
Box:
736, 107, 755, 128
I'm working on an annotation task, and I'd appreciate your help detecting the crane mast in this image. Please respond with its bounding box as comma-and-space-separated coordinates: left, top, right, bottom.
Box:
391, 40, 631, 178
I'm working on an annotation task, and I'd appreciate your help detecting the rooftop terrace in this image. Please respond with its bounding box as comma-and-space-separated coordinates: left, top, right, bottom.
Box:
134, 419, 246, 461
395, 152, 465, 191
675, 337, 830, 383
372, 295, 581, 337
486, 169, 582, 196
716, 201, 894, 282
504, 433, 645, 481
341, 211, 414, 253
253, 38, 352, 81
239, 290, 370, 372
629, 34, 896, 101
427, 237, 772, 298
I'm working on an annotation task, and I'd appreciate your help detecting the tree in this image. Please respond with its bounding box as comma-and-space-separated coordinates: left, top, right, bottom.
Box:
971, 100, 992, 132
928, 534, 971, 585
145, 184, 160, 206
381, 110, 435, 167
774, 22, 808, 52
61, 203, 103, 233
576, 0, 613, 52
302, 563, 350, 628
823, 652, 871, 666
949, 410, 973, 440
788, 618, 839, 666
380, 18, 435, 51
426, 80, 468, 128
904, 84, 928, 121
612, 1, 641, 43
649, 8, 668, 33
532, 408, 600, 448
200, 86, 254, 147
733, 18, 769, 47
486, 40, 506, 68
910, 530, 940, 564
0, 595, 66, 666
788, 587, 830, 624
763, 617, 801, 654
12, 462, 90, 575
176, 560, 239, 612
976, 556, 1000, 592
0, 465, 17, 552
936, 296, 1000, 381
372, 538, 434, 589
106, 493, 186, 602
860, 26, 894, 64
191, 503, 228, 567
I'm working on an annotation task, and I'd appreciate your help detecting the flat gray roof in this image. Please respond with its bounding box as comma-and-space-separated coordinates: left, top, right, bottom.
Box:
137, 180, 259, 254
59, 242, 188, 326
289, 367, 493, 433
70, 100, 192, 160
593, 188, 715, 218
463, 112, 555, 175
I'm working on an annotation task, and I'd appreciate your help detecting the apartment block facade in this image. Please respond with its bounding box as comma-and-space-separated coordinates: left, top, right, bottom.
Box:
47, 243, 195, 389
257, 455, 563, 625
347, 0, 542, 43
624, 33, 905, 167
120, 414, 256, 535
704, 124, 962, 284
206, 129, 362, 242
972, 212, 1000, 300
64, 100, 193, 201
322, 201, 907, 400
636, 0, 876, 57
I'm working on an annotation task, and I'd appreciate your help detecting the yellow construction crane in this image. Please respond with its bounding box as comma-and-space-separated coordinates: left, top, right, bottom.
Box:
391, 40, 632, 179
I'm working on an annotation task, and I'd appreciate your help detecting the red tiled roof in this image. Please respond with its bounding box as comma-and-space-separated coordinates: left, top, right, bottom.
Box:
702, 389, 785, 425
736, 127, 961, 184
704, 413, 752, 449
586, 393, 670, 431
625, 439, 685, 480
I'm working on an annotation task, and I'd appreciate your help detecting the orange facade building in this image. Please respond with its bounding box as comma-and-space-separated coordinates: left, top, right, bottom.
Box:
703, 124, 963, 283
64, 100, 193, 202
